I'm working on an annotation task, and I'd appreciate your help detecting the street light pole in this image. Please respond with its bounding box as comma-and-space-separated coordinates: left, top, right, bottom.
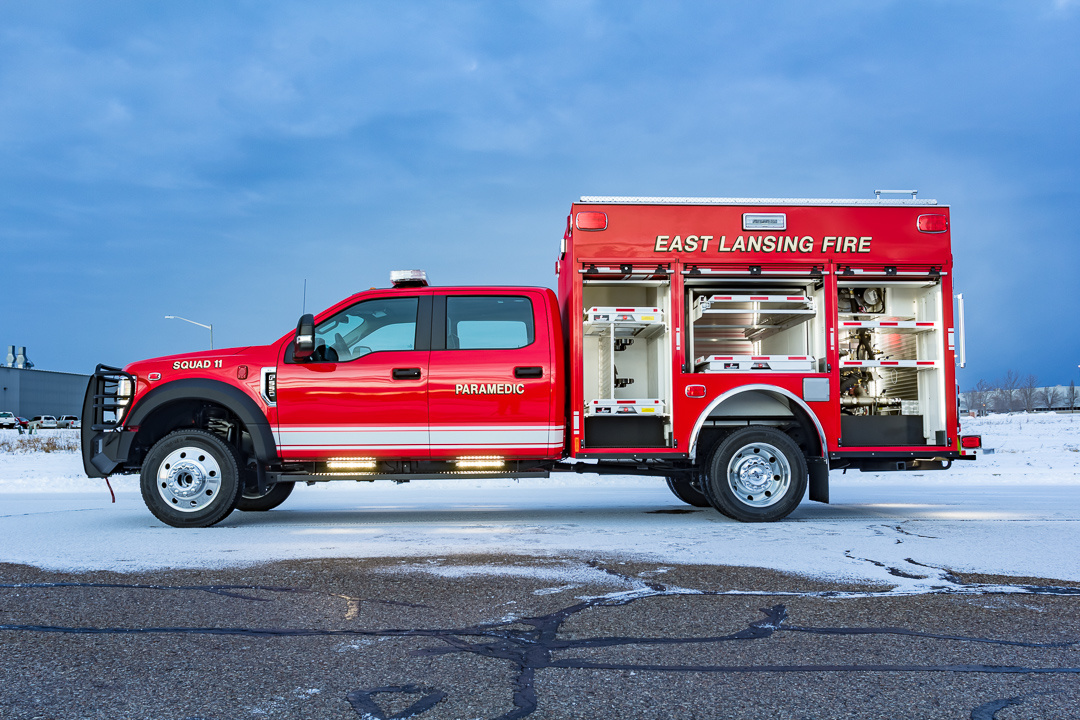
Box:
165, 315, 214, 350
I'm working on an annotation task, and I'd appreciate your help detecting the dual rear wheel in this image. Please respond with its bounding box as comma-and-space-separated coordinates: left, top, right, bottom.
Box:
666, 426, 809, 523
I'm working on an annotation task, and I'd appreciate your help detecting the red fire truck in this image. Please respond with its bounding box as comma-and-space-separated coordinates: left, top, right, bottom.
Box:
83, 194, 980, 527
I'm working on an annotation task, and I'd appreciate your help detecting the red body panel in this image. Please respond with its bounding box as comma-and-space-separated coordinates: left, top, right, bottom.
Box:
562, 199, 958, 460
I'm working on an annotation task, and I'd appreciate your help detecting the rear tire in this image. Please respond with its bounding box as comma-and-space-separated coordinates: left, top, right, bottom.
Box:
140, 429, 242, 528
664, 474, 711, 507
236, 481, 294, 512
702, 426, 807, 523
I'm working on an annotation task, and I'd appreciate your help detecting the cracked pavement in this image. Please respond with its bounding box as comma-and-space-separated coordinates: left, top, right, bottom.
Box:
2, 555, 1079, 720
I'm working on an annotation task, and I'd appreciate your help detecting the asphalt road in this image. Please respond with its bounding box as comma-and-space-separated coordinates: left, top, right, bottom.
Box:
2, 555, 1079, 720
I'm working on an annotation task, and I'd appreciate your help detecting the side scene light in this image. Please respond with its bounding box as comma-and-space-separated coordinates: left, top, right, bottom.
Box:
326, 458, 378, 470
455, 456, 505, 469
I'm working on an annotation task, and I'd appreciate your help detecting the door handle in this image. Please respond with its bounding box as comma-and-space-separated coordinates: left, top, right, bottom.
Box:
514, 366, 544, 379
392, 368, 422, 380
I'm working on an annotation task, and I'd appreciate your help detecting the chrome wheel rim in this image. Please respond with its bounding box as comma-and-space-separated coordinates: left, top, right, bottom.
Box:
155, 446, 222, 513
726, 442, 790, 508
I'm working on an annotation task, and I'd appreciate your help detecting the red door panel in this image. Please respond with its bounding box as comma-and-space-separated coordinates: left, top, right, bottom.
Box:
427, 291, 560, 459
275, 294, 429, 460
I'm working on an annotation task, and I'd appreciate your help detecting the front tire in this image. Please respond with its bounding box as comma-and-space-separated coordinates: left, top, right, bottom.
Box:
140, 429, 242, 528
703, 426, 808, 522
236, 481, 294, 512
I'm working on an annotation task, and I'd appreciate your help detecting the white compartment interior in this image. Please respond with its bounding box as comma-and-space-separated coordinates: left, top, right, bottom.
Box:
582, 281, 672, 411
837, 279, 946, 444
687, 278, 827, 371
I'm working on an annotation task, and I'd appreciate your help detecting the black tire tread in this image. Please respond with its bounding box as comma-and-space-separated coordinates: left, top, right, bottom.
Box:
139, 429, 242, 528
237, 481, 295, 512
702, 426, 808, 523
664, 475, 712, 507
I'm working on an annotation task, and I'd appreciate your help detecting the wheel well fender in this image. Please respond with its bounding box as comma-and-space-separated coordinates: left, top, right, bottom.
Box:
126, 379, 277, 462
688, 385, 827, 462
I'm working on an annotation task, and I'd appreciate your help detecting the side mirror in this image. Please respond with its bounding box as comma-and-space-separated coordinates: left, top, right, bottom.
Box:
294, 314, 315, 360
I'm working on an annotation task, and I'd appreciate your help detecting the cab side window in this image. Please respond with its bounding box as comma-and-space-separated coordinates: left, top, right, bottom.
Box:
445, 296, 534, 350
312, 296, 418, 362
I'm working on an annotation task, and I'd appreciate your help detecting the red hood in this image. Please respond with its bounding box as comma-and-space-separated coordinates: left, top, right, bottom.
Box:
124, 346, 252, 375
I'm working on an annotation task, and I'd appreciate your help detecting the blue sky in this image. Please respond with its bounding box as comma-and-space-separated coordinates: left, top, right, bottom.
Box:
1, 1, 1078, 388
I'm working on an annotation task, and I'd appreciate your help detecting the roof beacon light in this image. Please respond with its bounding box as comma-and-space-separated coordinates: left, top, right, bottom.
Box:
390, 269, 429, 288
575, 211, 608, 231
917, 214, 949, 233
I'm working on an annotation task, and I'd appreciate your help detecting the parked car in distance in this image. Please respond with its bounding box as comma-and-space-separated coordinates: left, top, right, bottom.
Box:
29, 415, 58, 429
57, 415, 80, 428
0, 411, 17, 429
16, 417, 28, 429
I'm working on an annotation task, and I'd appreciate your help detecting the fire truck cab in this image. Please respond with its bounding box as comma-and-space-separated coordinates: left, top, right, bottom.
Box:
82, 193, 977, 528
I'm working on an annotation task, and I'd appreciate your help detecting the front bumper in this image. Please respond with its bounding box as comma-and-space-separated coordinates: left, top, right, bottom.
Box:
81, 365, 137, 478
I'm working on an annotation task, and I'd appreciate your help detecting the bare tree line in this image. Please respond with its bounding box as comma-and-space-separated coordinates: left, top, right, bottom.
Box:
963, 371, 1078, 415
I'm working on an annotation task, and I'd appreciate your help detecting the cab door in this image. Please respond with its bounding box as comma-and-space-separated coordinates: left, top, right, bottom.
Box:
427, 290, 561, 460
275, 293, 431, 461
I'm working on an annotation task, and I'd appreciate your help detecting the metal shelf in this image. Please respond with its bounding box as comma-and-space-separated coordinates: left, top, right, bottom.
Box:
695, 355, 817, 372
840, 359, 939, 369
587, 399, 667, 416
692, 294, 815, 342
583, 307, 666, 339
839, 320, 937, 334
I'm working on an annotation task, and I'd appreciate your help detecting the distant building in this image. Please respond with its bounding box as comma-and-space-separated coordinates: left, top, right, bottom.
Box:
1, 346, 89, 418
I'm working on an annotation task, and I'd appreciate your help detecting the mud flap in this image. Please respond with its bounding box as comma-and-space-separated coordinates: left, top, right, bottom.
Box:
808, 456, 829, 504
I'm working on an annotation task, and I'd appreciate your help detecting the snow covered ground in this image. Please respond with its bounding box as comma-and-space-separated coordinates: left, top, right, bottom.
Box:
1, 414, 1078, 590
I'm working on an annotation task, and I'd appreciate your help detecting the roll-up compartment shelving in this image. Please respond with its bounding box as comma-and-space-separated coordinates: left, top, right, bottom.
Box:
837, 278, 946, 446
581, 275, 672, 448
684, 277, 827, 373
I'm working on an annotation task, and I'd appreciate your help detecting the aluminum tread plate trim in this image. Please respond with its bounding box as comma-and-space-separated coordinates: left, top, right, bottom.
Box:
579, 196, 942, 206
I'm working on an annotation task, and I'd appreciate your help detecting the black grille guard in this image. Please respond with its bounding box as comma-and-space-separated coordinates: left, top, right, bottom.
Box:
84, 364, 135, 431
81, 364, 136, 477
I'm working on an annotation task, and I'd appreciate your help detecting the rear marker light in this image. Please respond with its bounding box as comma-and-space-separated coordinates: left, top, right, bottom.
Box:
237, 365, 249, 380
961, 436, 981, 449
575, 211, 608, 231
917, 214, 948, 233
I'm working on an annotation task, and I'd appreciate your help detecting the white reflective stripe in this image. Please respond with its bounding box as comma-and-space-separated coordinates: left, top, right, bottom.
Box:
430, 428, 559, 445
276, 425, 564, 450
281, 443, 562, 450
276, 428, 428, 447
278, 425, 562, 432
429, 444, 562, 449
